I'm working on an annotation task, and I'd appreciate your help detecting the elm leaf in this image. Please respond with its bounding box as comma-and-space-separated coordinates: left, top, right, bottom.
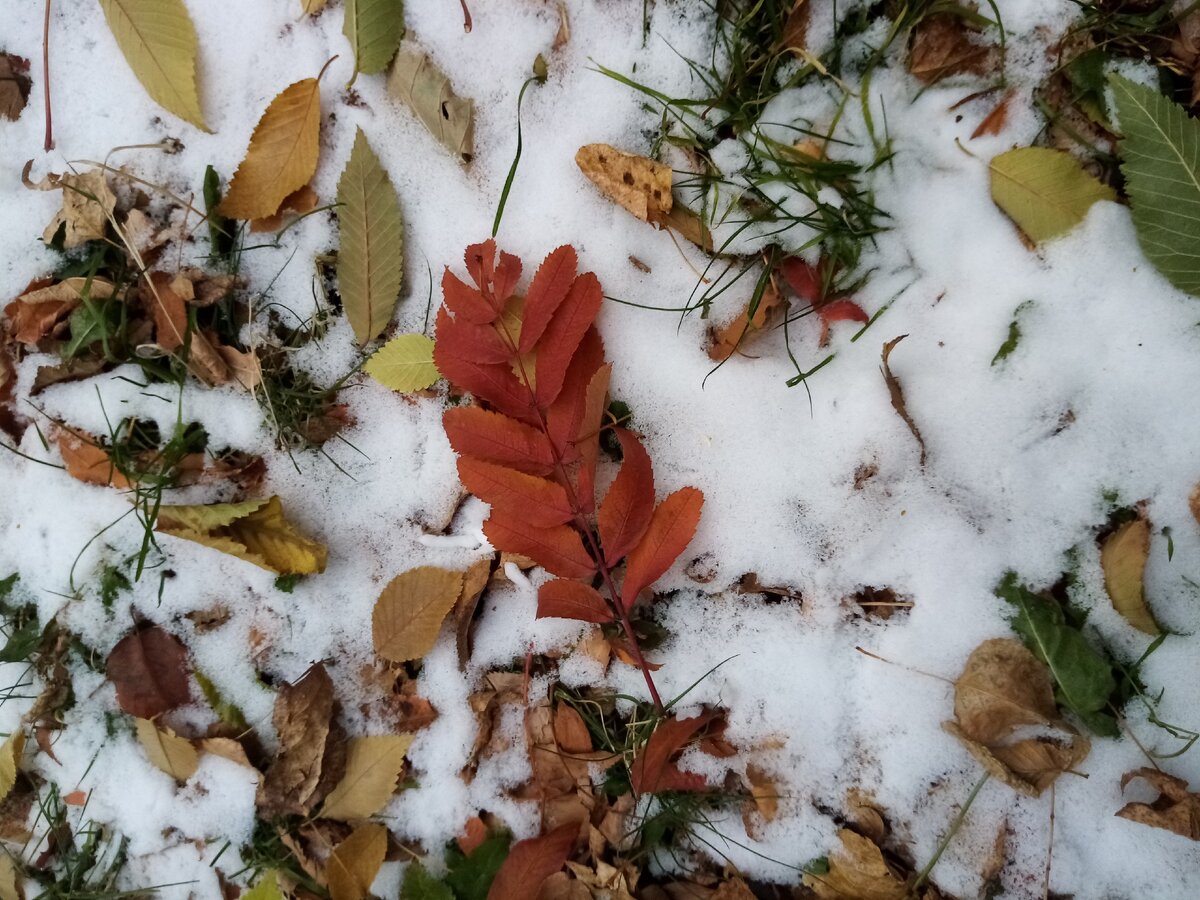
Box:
373, 566, 464, 662
989, 147, 1115, 242
135, 718, 199, 783
344, 0, 405, 81
319, 735, 413, 821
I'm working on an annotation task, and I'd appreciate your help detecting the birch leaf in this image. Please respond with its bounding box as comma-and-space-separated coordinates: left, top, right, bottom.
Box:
244, 872, 284, 900
328, 822, 388, 900
0, 731, 25, 803
1101, 516, 1160, 635
989, 147, 1115, 242
373, 566, 464, 662
218, 78, 323, 221
98, 0, 207, 130
1109, 75, 1200, 297
337, 128, 404, 345
387, 46, 474, 163
320, 735, 413, 821
135, 718, 199, 782
365, 334, 439, 391
344, 0, 405, 80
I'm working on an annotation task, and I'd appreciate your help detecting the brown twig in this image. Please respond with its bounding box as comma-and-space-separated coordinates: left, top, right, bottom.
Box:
458, 0, 472, 32
42, 0, 53, 151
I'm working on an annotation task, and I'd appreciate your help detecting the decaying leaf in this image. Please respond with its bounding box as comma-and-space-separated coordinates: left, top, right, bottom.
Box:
344, 0, 405, 80
1116, 767, 1200, 841
320, 734, 413, 820
0, 53, 31, 121
880, 335, 926, 467
27, 169, 117, 249
629, 714, 712, 794
803, 829, 908, 900
0, 731, 25, 804
742, 765, 779, 837
145, 271, 189, 354
708, 284, 785, 362
219, 77, 324, 221
487, 823, 576, 900
217, 344, 264, 393
259, 664, 345, 816
327, 822, 388, 900
156, 496, 327, 575
106, 626, 191, 719
908, 14, 992, 84
54, 428, 130, 489
387, 46, 475, 163
373, 566, 464, 663
135, 718, 199, 782
989, 147, 1116, 244
971, 90, 1014, 139
1100, 515, 1159, 635
575, 144, 672, 225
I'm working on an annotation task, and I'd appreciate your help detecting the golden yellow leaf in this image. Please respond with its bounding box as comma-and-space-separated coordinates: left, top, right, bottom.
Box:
218, 78, 323, 221
320, 735, 413, 821
301, 0, 328, 14
135, 718, 199, 782
803, 829, 907, 900
575, 144, 672, 224
0, 731, 25, 804
199, 737, 253, 768
0, 855, 20, 900
327, 822, 388, 900
372, 566, 464, 662
1101, 516, 1160, 635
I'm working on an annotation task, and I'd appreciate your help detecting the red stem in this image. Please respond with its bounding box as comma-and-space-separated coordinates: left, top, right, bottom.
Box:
458, 0, 472, 32
42, 0, 53, 151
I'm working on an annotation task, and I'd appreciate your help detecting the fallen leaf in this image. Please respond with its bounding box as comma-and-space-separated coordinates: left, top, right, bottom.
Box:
482, 512, 595, 580
598, 429, 655, 565
259, 664, 344, 816
135, 718, 199, 782
320, 734, 413, 820
989, 147, 1116, 244
971, 90, 1014, 139
536, 580, 612, 624
621, 487, 704, 608
388, 46, 475, 163
630, 714, 711, 794
249, 183, 319, 233
54, 429, 130, 489
880, 335, 926, 467
708, 284, 785, 361
0, 854, 19, 900
0, 731, 24, 804
744, 765, 778, 833
327, 822, 388, 900
219, 77, 323, 221
443, 406, 555, 476
803, 829, 908, 900
31, 170, 116, 249
909, 14, 991, 84
1101, 515, 1159, 635
373, 566, 464, 663
4, 297, 74, 346
199, 737, 253, 768
145, 271, 189, 353
458, 458, 573, 528
106, 626, 191, 719
244, 872, 285, 900
0, 53, 31, 121
344, 0, 405, 80
302, 0, 328, 13
458, 816, 488, 857
98, 0, 207, 129
156, 496, 327, 575
487, 824, 577, 900
1191, 482, 1200, 526
781, 0, 810, 53
185, 330, 232, 386
553, 706, 592, 755
1116, 767, 1200, 841
217, 344, 264, 392
575, 144, 672, 224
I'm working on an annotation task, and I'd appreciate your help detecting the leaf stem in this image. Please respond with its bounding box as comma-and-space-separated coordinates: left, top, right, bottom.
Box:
909, 773, 989, 895
42, 0, 53, 151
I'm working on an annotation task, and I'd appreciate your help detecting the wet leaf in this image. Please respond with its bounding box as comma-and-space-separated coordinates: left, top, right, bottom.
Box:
575, 144, 672, 224
487, 824, 576, 900
106, 626, 191, 719
444, 831, 513, 900
373, 566, 464, 663
803, 829, 907, 900
328, 822, 388, 900
135, 718, 198, 782
989, 147, 1116, 243
258, 664, 344, 816
344, 0, 405, 80
321, 734, 414, 820
387, 46, 475, 163
0, 731, 24, 804
1116, 767, 1200, 841
1101, 516, 1159, 635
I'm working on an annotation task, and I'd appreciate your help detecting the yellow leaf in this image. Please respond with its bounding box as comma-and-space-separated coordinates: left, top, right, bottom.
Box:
320, 735, 413, 821
244, 871, 284, 900
364, 334, 439, 392
372, 566, 464, 662
135, 718, 199, 782
302, 0, 328, 13
1101, 517, 1160, 635
0, 731, 25, 803
156, 496, 327, 575
803, 830, 907, 900
219, 78, 323, 221
575, 144, 672, 224
98, 0, 207, 130
989, 147, 1116, 243
0, 855, 20, 900
327, 822, 388, 900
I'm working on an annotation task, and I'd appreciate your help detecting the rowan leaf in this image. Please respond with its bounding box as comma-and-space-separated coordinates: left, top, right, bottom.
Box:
218, 78, 323, 221
519, 246, 577, 353
989, 147, 1116, 243
443, 406, 554, 476
344, 0, 405, 80
482, 513, 594, 579
630, 714, 711, 794
98, 0, 207, 130
621, 487, 704, 607
442, 269, 497, 325
536, 580, 612, 624
135, 718, 199, 783
434, 334, 531, 422
533, 273, 603, 406
458, 459, 573, 528
338, 128, 404, 345
1101, 516, 1160, 635
373, 566, 464, 663
106, 626, 191, 719
328, 823, 388, 900
1117, 767, 1200, 840
387, 46, 474, 163
435, 307, 511, 365
575, 144, 672, 224
156, 496, 327, 575
364, 334, 438, 391
572, 359, 611, 512
0, 731, 25, 804
320, 734, 414, 820
486, 824, 576, 900
598, 429, 655, 565
1110, 75, 1200, 296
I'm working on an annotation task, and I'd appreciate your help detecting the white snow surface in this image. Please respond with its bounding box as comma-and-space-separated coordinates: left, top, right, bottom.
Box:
0, 1, 1199, 898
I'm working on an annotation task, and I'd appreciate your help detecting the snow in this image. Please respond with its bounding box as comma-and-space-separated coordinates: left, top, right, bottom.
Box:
2, 1, 1200, 898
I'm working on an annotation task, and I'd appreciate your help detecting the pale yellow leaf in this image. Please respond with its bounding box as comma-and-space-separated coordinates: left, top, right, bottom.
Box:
0, 855, 20, 900
98, 0, 206, 129
1101, 517, 1160, 635
387, 47, 474, 163
219, 79, 323, 221
244, 872, 284, 900
135, 718, 199, 782
37, 171, 117, 249
364, 334, 439, 392
989, 147, 1116, 243
327, 822, 388, 900
0, 732, 25, 804
320, 735, 413, 821
372, 566, 464, 662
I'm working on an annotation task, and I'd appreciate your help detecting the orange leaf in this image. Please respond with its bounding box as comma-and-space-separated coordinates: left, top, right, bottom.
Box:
545, 328, 604, 461
629, 714, 713, 794
971, 90, 1014, 139
5, 297, 75, 345
56, 429, 131, 489
457, 816, 488, 856
534, 272, 603, 406
464, 240, 522, 311
598, 428, 655, 565
483, 512, 594, 579
443, 268, 497, 325
62, 789, 87, 806
434, 331, 532, 422
443, 406, 554, 476
519, 245, 577, 353
486, 823, 576, 900
458, 458, 573, 527
146, 271, 188, 353
574, 362, 612, 515
621, 487, 704, 607
436, 306, 511, 365
537, 580, 612, 624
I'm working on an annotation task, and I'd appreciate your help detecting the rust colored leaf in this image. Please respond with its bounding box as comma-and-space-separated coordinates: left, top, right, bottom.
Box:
483, 512, 594, 579
258, 663, 343, 816
545, 328, 605, 459
146, 271, 188, 353
250, 183, 318, 233
630, 714, 712, 794
457, 458, 573, 528
106, 625, 191, 719
780, 256, 823, 304
708, 284, 785, 361
598, 428, 655, 565
621, 487, 704, 608
519, 246, 577, 353
534, 273, 603, 407
0, 53, 31, 121
816, 298, 868, 346
909, 14, 991, 84
881, 335, 926, 467
487, 823, 577, 900
55, 429, 130, 489
1117, 768, 1200, 840
443, 406, 555, 476
536, 580, 612, 624
573, 362, 612, 514
434, 336, 531, 422
435, 306, 512, 366
553, 706, 592, 755
971, 91, 1014, 139
443, 268, 498, 326
4, 297, 75, 345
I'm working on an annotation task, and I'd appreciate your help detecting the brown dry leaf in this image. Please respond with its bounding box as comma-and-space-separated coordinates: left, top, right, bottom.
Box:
259, 663, 344, 816
909, 14, 992, 84
803, 829, 908, 900
106, 626, 191, 719
5, 297, 74, 346
18, 277, 120, 307
575, 144, 672, 224
552, 3, 570, 49
708, 284, 785, 361
1191, 482, 1200, 526
250, 184, 319, 233
709, 879, 754, 900
456, 557, 493, 670
54, 428, 131, 489
553, 706, 592, 755
326, 822, 388, 900
145, 271, 189, 353
373, 566, 465, 663
742, 765, 778, 838
27, 169, 117, 249
780, 0, 810, 54
0, 53, 31, 121
881, 335, 926, 467
320, 734, 413, 821
186, 330, 231, 385
971, 90, 1014, 139
135, 718, 199, 782
845, 790, 887, 845
1116, 767, 1200, 841
217, 345, 264, 393
1101, 515, 1160, 635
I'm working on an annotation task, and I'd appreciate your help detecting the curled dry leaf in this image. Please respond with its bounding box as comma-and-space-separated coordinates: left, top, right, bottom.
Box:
327, 822, 388, 900
1100, 515, 1159, 635
880, 335, 927, 467
145, 272, 188, 354
1116, 767, 1200, 841
803, 829, 908, 900
387, 46, 475, 163
708, 284, 785, 362
106, 625, 191, 719
320, 735, 413, 820
373, 566, 464, 663
26, 169, 116, 249
135, 718, 199, 783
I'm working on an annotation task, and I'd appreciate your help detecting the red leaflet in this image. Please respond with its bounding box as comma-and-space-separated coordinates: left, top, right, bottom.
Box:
533, 272, 603, 406
573, 363, 611, 513
465, 240, 496, 296
442, 269, 496, 325
486, 823, 577, 900
816, 298, 869, 346
436, 307, 512, 365
483, 512, 595, 579
519, 245, 577, 353
536, 580, 613, 624
597, 429, 654, 565
621, 487, 704, 608
545, 328, 605, 461
629, 714, 714, 794
443, 406, 554, 476
457, 458, 573, 527
781, 256, 823, 305
434, 339, 532, 423
493, 251, 523, 306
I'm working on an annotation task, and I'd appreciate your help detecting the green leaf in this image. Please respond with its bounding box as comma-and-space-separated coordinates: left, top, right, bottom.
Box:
364, 334, 439, 392
989, 147, 1116, 242
991, 300, 1032, 366
443, 831, 511, 900
337, 128, 404, 346
402, 862, 455, 900
194, 670, 249, 732
996, 573, 1119, 736
344, 0, 405, 81
386, 46, 475, 163
65, 299, 121, 358
1109, 75, 1200, 297
0, 614, 41, 664
98, 0, 207, 130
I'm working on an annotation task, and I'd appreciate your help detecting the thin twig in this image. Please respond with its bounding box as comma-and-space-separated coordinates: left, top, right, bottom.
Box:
42, 0, 53, 151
